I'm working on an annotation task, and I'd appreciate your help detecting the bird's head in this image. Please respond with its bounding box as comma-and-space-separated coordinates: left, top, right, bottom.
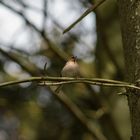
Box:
70, 56, 77, 62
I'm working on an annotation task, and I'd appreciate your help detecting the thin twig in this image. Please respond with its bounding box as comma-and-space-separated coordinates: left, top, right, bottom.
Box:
63, 0, 106, 34
39, 80, 140, 90
43, 62, 48, 75
0, 1, 68, 60
0, 76, 139, 91
42, 0, 48, 34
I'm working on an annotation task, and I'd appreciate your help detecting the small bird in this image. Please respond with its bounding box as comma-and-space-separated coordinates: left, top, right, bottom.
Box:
55, 56, 80, 93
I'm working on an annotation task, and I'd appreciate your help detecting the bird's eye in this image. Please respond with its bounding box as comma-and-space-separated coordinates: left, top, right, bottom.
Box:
71, 56, 77, 59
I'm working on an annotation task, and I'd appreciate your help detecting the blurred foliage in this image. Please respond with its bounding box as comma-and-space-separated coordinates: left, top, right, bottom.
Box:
0, 0, 131, 140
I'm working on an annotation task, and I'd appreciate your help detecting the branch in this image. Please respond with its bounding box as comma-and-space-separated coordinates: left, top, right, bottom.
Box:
40, 81, 140, 90
63, 0, 106, 34
42, 0, 48, 33
51, 89, 107, 140
0, 76, 139, 91
0, 1, 68, 61
0, 47, 42, 76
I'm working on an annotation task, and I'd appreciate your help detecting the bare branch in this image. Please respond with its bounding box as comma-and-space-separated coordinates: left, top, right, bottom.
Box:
0, 76, 139, 91
42, 0, 48, 33
0, 47, 42, 76
0, 1, 68, 61
51, 90, 107, 140
63, 0, 106, 34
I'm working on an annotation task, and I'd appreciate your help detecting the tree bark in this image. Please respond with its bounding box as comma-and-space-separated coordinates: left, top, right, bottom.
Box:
118, 0, 140, 139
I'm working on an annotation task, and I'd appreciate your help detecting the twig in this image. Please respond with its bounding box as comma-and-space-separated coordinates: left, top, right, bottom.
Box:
0, 47, 41, 76
43, 62, 48, 75
42, 0, 48, 34
39, 80, 140, 90
63, 0, 106, 34
0, 77, 121, 87
0, 76, 139, 91
52, 90, 107, 140
49, 13, 93, 49
0, 1, 68, 61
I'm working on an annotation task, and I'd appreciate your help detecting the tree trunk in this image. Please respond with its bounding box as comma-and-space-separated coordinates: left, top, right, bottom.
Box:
118, 0, 140, 139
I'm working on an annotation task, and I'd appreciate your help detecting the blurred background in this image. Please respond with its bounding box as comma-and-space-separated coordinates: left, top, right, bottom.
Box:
0, 0, 131, 140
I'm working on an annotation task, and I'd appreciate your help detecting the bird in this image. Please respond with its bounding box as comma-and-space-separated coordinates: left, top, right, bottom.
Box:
55, 56, 80, 93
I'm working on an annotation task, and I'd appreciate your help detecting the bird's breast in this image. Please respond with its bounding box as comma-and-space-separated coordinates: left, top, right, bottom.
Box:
61, 62, 79, 77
